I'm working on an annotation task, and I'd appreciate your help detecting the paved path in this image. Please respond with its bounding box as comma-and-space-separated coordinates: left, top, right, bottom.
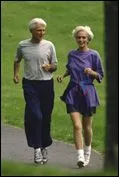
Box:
1, 123, 104, 172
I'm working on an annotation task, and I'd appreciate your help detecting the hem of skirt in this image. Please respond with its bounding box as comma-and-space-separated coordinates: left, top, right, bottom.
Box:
66, 104, 97, 117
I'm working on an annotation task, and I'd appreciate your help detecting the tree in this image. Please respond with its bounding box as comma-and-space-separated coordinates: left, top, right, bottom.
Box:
104, 1, 118, 169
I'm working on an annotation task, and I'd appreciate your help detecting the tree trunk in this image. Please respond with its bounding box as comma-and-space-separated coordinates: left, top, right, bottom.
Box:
104, 1, 118, 169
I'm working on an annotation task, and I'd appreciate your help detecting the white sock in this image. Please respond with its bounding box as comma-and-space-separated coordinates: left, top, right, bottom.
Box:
84, 145, 91, 152
34, 148, 41, 152
77, 149, 84, 156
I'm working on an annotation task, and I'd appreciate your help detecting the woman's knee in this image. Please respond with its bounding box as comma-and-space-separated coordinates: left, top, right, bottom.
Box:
73, 123, 82, 131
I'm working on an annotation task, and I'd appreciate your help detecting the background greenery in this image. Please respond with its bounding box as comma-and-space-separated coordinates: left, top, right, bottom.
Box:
1, 1, 106, 153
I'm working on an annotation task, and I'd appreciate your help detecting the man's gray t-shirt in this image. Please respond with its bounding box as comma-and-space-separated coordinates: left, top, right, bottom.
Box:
15, 39, 58, 80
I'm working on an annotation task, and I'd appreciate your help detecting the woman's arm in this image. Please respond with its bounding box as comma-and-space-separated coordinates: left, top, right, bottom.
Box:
84, 52, 104, 83
57, 70, 70, 83
84, 68, 99, 79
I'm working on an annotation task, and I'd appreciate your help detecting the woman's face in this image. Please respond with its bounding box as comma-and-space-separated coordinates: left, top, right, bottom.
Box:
75, 30, 89, 49
31, 23, 46, 41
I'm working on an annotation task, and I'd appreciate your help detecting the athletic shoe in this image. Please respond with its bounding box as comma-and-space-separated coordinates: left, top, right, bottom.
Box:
34, 148, 43, 164
84, 150, 91, 166
41, 148, 48, 164
77, 154, 85, 168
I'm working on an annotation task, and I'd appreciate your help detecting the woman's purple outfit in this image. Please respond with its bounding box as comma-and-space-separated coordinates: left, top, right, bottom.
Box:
60, 49, 104, 116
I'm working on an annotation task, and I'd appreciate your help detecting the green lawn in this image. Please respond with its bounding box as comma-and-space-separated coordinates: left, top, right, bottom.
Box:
1, 1, 106, 153
1, 160, 118, 176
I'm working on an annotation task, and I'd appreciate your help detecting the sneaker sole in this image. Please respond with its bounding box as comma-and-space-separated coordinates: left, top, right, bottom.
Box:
77, 161, 85, 168
84, 161, 90, 166
42, 159, 48, 164
34, 160, 44, 165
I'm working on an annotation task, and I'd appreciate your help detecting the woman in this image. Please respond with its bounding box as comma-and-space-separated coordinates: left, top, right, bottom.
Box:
13, 18, 58, 164
57, 26, 104, 168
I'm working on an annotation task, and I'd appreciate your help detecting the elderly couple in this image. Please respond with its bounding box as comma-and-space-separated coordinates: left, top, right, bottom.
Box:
13, 18, 104, 168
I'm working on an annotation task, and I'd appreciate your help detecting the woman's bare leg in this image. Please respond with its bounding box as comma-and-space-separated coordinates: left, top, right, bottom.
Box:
82, 116, 93, 166
70, 112, 85, 167
82, 116, 93, 146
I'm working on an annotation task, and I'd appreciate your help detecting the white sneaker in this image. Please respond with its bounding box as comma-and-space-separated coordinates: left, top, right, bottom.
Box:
84, 150, 91, 166
77, 154, 85, 168
34, 148, 43, 164
41, 148, 48, 164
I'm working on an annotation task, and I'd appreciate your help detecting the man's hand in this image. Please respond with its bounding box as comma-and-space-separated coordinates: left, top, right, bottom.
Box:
13, 75, 20, 84
42, 64, 52, 72
42, 63, 57, 72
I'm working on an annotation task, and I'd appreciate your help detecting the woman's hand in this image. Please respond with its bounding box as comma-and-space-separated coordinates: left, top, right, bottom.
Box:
57, 76, 64, 83
84, 68, 93, 74
57, 70, 69, 83
84, 68, 98, 78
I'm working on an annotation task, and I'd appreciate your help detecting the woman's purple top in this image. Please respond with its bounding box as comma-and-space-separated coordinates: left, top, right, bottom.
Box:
61, 49, 104, 110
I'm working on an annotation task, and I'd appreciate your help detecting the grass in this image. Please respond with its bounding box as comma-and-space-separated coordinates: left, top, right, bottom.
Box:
1, 160, 118, 176
1, 1, 105, 153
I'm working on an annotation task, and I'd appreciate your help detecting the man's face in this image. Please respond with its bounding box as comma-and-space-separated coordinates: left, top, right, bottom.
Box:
31, 23, 46, 41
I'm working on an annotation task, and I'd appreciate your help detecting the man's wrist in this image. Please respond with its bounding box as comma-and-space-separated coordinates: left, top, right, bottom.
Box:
49, 65, 57, 72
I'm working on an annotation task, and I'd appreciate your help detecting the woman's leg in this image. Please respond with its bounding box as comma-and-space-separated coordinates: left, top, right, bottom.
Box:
70, 112, 83, 149
70, 112, 85, 167
82, 116, 93, 166
82, 116, 93, 146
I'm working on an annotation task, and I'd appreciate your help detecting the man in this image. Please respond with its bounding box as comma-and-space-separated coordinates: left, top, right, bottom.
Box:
13, 18, 58, 164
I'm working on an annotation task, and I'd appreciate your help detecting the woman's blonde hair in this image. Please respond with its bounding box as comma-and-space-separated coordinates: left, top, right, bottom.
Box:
72, 25, 94, 41
28, 18, 47, 31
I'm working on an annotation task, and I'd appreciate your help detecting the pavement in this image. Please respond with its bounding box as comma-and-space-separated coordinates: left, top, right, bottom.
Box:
1, 123, 104, 173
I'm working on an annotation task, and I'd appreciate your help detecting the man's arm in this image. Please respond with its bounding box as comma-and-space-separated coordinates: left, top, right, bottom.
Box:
13, 59, 21, 84
42, 63, 57, 73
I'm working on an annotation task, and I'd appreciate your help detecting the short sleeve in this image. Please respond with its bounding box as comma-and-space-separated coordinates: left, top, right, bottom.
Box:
14, 43, 22, 62
50, 43, 58, 65
93, 51, 104, 83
